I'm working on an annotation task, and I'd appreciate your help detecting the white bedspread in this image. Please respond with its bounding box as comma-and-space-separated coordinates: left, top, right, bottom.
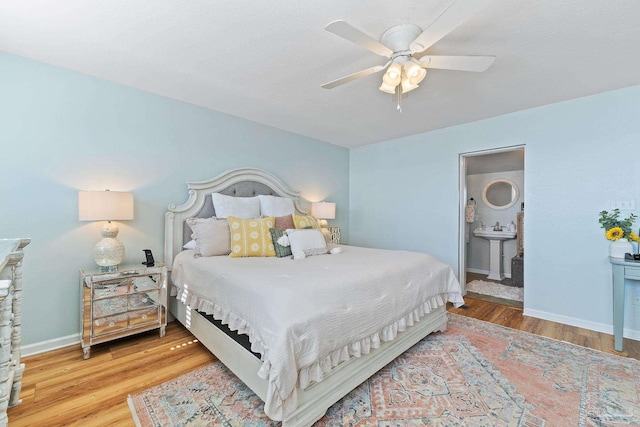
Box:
171, 245, 464, 421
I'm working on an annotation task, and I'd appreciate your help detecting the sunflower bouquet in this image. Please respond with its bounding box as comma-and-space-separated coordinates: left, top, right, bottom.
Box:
598, 208, 639, 242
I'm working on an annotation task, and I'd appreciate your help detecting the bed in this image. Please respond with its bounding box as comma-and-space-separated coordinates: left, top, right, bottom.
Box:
164, 167, 464, 426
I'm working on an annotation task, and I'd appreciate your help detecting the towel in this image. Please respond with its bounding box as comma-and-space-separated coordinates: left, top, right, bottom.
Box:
465, 204, 475, 223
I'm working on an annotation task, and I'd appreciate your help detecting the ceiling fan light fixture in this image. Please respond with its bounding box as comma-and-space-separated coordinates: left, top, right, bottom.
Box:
400, 77, 419, 93
379, 81, 398, 94
379, 63, 402, 94
404, 62, 426, 82
384, 63, 402, 83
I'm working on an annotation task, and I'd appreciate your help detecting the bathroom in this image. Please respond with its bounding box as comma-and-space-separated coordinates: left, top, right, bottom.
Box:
463, 148, 524, 305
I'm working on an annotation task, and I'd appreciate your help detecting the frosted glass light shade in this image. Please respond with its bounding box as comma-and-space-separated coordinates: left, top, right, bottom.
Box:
311, 202, 336, 219
401, 62, 427, 93
379, 81, 398, 94
380, 63, 402, 94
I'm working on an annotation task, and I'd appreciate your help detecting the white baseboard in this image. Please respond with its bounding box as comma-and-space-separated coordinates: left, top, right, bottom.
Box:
523, 308, 640, 341
21, 333, 80, 357
24, 311, 636, 358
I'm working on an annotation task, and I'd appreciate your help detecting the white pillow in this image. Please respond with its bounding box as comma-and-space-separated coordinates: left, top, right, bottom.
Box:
286, 229, 328, 258
186, 217, 231, 256
183, 240, 197, 250
211, 193, 260, 219
257, 195, 295, 217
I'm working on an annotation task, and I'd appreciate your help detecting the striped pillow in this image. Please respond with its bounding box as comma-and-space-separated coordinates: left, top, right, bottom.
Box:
269, 228, 292, 258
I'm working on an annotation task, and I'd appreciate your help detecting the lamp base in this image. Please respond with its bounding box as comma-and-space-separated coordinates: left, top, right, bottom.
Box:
93, 222, 125, 270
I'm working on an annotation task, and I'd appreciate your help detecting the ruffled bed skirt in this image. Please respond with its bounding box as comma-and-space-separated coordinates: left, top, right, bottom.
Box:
174, 284, 460, 419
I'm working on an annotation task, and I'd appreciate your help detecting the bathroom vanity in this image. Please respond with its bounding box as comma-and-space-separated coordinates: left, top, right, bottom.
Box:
473, 228, 516, 280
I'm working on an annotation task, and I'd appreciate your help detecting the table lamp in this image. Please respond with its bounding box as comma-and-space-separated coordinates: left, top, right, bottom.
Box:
311, 202, 336, 228
79, 190, 134, 271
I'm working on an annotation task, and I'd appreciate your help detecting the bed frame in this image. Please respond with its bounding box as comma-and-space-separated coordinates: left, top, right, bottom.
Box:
164, 167, 448, 426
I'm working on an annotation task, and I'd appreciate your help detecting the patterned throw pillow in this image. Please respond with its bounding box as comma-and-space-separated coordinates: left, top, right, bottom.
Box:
228, 216, 276, 258
274, 214, 295, 230
292, 214, 320, 230
288, 229, 328, 257
269, 228, 292, 258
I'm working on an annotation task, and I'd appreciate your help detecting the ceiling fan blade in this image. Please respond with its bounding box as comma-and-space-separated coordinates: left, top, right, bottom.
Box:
325, 20, 393, 57
409, 0, 491, 53
418, 55, 495, 72
321, 63, 389, 89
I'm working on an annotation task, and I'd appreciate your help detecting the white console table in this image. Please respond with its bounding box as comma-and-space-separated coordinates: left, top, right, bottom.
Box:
610, 256, 640, 352
0, 238, 29, 427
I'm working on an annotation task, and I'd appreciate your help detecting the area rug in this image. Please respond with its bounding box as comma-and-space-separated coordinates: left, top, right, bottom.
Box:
466, 279, 524, 302
128, 314, 640, 426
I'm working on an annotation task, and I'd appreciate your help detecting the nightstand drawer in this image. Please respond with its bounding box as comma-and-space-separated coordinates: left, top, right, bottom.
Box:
129, 291, 158, 309
93, 296, 127, 317
93, 314, 128, 336
625, 267, 640, 279
132, 275, 161, 292
129, 307, 159, 326
93, 280, 130, 299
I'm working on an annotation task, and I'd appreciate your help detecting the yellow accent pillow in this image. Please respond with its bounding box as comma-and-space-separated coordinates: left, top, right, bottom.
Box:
228, 216, 276, 258
292, 214, 320, 230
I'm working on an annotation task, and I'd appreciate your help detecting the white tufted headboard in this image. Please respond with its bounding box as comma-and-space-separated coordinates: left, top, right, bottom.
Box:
164, 167, 308, 270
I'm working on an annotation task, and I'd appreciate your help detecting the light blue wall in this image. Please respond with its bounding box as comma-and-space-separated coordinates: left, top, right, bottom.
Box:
351, 85, 640, 335
4, 47, 640, 348
0, 52, 349, 346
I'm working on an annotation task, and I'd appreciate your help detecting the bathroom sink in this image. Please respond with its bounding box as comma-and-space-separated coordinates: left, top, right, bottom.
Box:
473, 229, 516, 241
473, 228, 516, 280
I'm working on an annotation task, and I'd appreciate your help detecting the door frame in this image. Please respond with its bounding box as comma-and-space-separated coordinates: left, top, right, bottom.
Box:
458, 145, 525, 294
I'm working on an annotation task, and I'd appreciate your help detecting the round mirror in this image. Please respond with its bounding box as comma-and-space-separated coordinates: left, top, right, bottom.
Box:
482, 179, 519, 210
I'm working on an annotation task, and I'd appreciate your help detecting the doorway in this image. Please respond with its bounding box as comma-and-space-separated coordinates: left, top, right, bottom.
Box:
458, 146, 525, 306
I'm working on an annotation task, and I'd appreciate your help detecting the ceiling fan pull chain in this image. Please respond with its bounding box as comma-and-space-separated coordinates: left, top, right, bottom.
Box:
397, 87, 402, 112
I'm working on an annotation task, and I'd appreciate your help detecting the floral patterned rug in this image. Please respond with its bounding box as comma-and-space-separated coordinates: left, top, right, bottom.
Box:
128, 314, 640, 426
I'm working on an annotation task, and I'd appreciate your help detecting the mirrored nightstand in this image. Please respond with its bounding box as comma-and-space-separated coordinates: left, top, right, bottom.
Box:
329, 227, 341, 244
80, 263, 167, 359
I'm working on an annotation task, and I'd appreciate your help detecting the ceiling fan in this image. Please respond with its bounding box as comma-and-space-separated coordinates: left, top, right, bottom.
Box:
321, 0, 495, 97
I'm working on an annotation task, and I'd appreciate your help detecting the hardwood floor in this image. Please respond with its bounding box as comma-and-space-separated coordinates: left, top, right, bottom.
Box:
8, 298, 640, 426
7, 324, 216, 427
449, 296, 640, 359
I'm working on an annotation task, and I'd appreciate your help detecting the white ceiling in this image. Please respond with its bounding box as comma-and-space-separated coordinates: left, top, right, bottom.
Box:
2, 0, 639, 148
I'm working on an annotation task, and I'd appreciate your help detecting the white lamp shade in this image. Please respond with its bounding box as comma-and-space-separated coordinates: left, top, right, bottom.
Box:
311, 202, 336, 220
78, 191, 134, 221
